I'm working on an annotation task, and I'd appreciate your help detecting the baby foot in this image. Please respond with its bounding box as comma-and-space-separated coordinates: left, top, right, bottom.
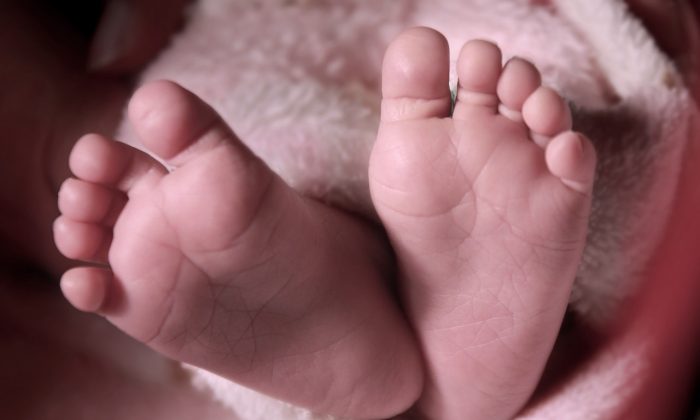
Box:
53, 81, 423, 418
370, 28, 596, 420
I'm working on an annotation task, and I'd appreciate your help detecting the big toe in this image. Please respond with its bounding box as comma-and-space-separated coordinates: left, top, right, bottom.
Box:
381, 27, 452, 122
128, 80, 253, 167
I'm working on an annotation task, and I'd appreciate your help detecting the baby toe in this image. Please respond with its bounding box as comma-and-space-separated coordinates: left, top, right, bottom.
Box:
453, 39, 502, 118
53, 217, 111, 263
70, 133, 166, 194
496, 57, 541, 122
58, 178, 126, 226
522, 86, 572, 147
61, 267, 113, 313
545, 131, 597, 194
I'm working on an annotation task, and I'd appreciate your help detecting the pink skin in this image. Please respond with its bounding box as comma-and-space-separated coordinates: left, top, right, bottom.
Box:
54, 80, 423, 419
369, 28, 596, 419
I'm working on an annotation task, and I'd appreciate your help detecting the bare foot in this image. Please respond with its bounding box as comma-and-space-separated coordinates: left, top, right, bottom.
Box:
54, 81, 422, 418
370, 28, 596, 419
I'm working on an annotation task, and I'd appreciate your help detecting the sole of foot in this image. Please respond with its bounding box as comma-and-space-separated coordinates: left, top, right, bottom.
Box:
370, 27, 596, 420
54, 80, 423, 418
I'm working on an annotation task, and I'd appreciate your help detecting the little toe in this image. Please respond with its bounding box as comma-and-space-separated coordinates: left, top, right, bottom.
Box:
545, 131, 597, 193
453, 39, 502, 118
128, 80, 256, 167
522, 86, 572, 147
58, 178, 126, 226
496, 57, 541, 122
61, 267, 113, 313
381, 27, 452, 122
70, 133, 167, 194
53, 217, 111, 263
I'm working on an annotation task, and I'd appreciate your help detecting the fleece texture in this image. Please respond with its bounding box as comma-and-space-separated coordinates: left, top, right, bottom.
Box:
117, 0, 697, 418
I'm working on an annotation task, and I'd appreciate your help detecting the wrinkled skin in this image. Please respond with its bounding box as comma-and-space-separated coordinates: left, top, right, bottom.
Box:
1, 0, 699, 418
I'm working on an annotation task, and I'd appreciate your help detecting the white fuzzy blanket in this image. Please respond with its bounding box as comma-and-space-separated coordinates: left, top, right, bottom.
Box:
118, 0, 697, 418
